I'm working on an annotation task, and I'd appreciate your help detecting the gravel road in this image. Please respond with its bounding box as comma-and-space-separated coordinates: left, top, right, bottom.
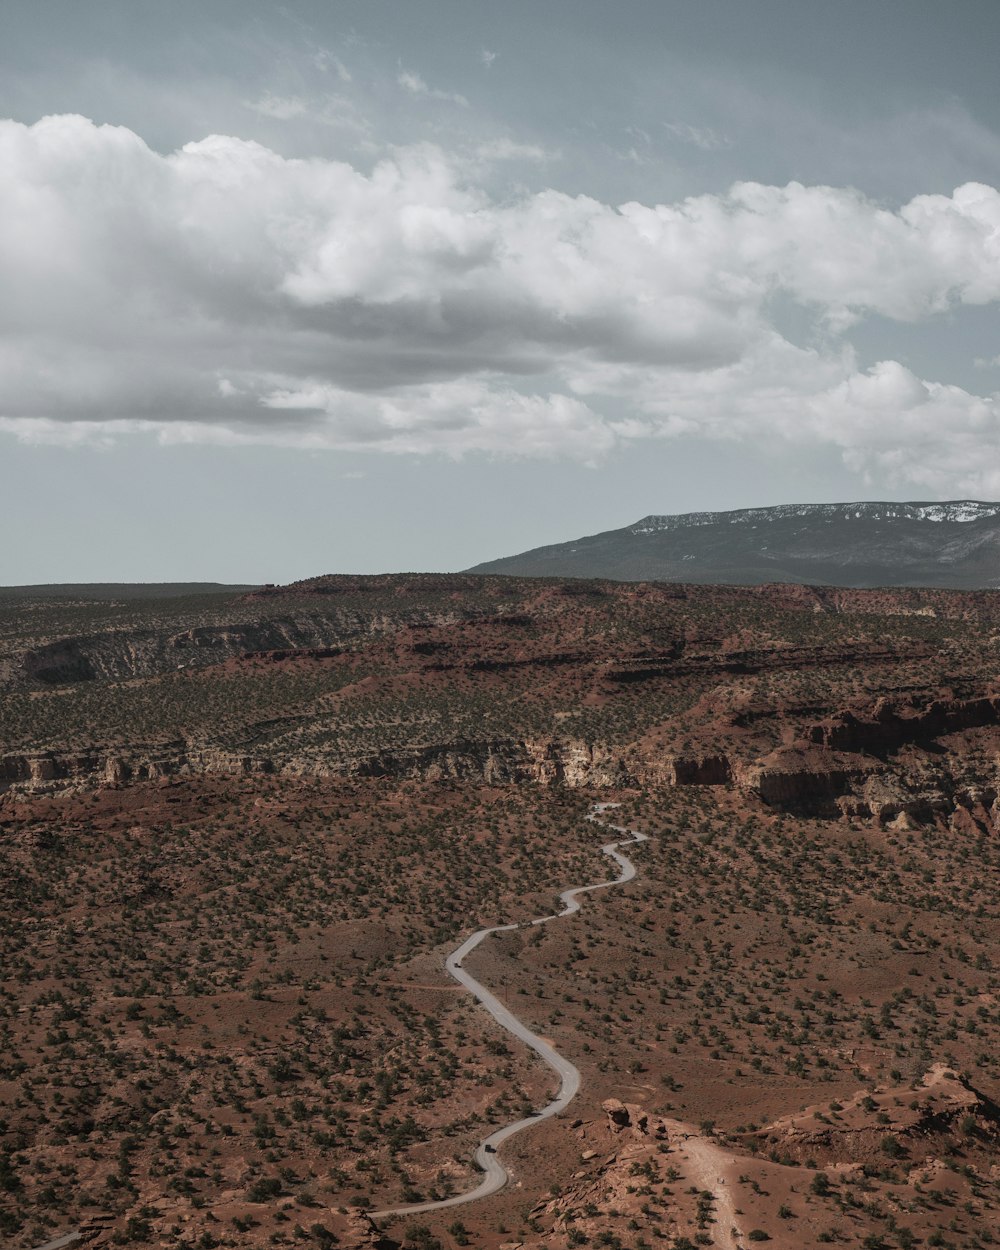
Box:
372, 804, 648, 1220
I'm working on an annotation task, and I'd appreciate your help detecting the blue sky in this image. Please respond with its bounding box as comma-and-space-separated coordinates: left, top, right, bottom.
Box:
4, 0, 1000, 581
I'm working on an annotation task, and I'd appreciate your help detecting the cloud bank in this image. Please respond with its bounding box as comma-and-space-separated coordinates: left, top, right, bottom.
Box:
4, 114, 1000, 488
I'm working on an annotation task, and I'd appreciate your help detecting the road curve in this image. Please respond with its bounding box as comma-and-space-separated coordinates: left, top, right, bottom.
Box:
29, 1232, 83, 1250
371, 803, 648, 1221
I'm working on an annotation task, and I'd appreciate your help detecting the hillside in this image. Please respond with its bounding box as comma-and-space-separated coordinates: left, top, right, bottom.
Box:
468, 500, 1000, 587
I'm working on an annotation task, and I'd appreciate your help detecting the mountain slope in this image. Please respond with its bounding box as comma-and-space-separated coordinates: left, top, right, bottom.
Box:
467, 501, 1000, 588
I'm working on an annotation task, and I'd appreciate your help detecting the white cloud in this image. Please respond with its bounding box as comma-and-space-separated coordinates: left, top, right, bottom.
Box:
260, 380, 613, 459
481, 49, 497, 68
473, 137, 549, 163
6, 114, 1000, 486
397, 71, 469, 109
663, 121, 730, 151
313, 49, 353, 82
243, 92, 371, 136
244, 93, 309, 121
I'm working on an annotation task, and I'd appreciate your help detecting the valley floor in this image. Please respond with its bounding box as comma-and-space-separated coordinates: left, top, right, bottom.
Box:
3, 774, 1000, 1250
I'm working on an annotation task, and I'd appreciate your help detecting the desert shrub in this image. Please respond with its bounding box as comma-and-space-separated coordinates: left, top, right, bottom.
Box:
246, 1176, 282, 1202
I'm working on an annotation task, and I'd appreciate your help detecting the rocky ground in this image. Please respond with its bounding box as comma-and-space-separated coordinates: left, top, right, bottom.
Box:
4, 576, 1000, 1247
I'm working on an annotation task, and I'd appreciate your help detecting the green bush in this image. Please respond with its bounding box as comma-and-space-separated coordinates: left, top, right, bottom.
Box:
246, 1176, 283, 1202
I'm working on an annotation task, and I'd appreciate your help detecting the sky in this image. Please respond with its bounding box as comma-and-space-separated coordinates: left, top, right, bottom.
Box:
5, 0, 1000, 582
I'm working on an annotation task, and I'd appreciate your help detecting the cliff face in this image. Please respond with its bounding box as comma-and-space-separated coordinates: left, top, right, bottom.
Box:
735, 747, 882, 811
666, 754, 732, 785
8, 673, 1000, 826
16, 611, 480, 686
7, 684, 997, 833
9, 576, 1000, 827
660, 688, 1000, 827
0, 744, 275, 795
523, 738, 633, 786
805, 695, 1000, 754
0, 737, 633, 797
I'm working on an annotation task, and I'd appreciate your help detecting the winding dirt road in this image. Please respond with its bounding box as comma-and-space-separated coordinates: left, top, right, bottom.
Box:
372, 804, 648, 1220
29, 807, 648, 1249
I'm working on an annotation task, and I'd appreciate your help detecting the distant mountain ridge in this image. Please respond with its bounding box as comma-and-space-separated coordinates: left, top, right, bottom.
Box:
468, 501, 1000, 588
630, 501, 1000, 530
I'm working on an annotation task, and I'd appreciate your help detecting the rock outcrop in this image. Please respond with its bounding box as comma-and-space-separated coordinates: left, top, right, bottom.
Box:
0, 735, 635, 798
736, 747, 881, 811
805, 694, 1000, 755
602, 1099, 649, 1134
743, 1065, 1000, 1167
0, 744, 275, 796
667, 754, 732, 785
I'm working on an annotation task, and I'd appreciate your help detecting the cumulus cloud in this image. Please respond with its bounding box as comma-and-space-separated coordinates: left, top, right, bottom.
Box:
5, 113, 1000, 485
598, 347, 1000, 495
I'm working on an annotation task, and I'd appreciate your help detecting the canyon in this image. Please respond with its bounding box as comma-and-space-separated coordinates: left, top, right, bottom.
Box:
5, 575, 1000, 1249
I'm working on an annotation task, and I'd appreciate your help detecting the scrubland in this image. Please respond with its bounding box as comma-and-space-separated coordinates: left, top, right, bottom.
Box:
3, 576, 1000, 1248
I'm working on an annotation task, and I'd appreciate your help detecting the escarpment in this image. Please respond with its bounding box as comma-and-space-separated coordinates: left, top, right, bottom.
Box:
18, 614, 440, 685
663, 686, 1000, 825
9, 684, 1000, 823
0, 743, 275, 795
805, 692, 1000, 754
0, 735, 634, 797
7, 576, 1000, 828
